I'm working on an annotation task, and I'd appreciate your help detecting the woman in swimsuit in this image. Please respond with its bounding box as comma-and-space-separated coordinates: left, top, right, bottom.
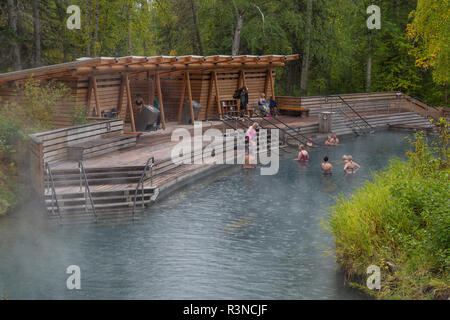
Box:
321, 156, 333, 174
258, 93, 271, 116
343, 155, 360, 174
295, 145, 309, 162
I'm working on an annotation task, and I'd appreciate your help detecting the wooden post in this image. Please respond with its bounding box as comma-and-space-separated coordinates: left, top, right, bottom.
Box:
177, 73, 187, 123
205, 73, 214, 119
92, 76, 101, 117
86, 77, 93, 113
117, 74, 125, 115
241, 69, 247, 87
185, 72, 195, 124
125, 73, 136, 132
147, 71, 153, 105
212, 71, 222, 118
269, 68, 275, 100
264, 69, 270, 98
155, 71, 166, 130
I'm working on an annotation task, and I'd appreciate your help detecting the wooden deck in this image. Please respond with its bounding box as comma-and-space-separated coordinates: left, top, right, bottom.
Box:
52, 116, 319, 171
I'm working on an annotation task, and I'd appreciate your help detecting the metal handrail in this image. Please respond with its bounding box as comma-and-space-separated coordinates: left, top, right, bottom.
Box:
241, 112, 322, 148
44, 162, 62, 223
78, 160, 97, 222
327, 95, 374, 133
132, 156, 155, 220
223, 114, 250, 130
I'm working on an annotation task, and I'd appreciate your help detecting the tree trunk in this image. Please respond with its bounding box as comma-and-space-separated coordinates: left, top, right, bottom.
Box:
232, 13, 244, 56
300, 0, 312, 96
189, 0, 203, 55
366, 35, 372, 93
33, 0, 41, 67
94, 2, 99, 56
445, 81, 448, 106
86, 0, 91, 56
128, 6, 132, 55
7, 0, 22, 71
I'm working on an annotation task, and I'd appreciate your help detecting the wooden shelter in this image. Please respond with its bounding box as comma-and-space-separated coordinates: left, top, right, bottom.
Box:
0, 54, 299, 130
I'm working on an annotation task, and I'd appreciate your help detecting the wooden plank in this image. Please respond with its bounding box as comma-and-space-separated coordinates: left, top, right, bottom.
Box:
155, 72, 166, 130
186, 72, 195, 124
125, 73, 136, 132
147, 71, 153, 105
177, 73, 187, 123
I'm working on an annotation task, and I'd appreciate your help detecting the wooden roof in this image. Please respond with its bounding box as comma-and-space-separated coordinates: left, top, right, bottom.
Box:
0, 54, 299, 85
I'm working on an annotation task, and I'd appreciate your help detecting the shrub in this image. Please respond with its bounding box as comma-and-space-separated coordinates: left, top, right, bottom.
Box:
325, 119, 449, 299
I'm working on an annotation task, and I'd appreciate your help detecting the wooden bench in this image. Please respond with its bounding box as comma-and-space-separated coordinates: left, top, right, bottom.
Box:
67, 132, 140, 161
277, 97, 309, 117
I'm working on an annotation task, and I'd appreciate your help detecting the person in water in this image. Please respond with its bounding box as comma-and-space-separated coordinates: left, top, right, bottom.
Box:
343, 155, 360, 174
295, 145, 309, 162
341, 155, 349, 163
331, 134, 339, 145
324, 135, 333, 145
321, 156, 333, 174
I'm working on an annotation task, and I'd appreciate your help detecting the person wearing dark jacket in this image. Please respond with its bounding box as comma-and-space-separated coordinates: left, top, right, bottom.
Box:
239, 86, 249, 114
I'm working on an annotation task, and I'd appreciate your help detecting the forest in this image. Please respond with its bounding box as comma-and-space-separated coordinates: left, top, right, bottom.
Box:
0, 0, 448, 105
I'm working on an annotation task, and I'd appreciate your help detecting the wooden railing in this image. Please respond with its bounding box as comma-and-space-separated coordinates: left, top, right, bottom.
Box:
277, 91, 442, 120
28, 119, 124, 196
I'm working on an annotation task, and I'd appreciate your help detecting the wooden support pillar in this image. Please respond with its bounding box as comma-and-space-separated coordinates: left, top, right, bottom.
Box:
86, 76, 93, 112
264, 69, 270, 98
185, 72, 195, 124
177, 74, 187, 123
269, 68, 275, 100
155, 71, 166, 130
205, 73, 214, 119
92, 77, 101, 117
147, 71, 154, 105
212, 71, 222, 118
241, 69, 247, 88
125, 73, 136, 132
117, 74, 125, 115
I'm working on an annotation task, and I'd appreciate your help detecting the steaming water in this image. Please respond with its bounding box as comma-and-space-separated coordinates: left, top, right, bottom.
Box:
0, 131, 413, 299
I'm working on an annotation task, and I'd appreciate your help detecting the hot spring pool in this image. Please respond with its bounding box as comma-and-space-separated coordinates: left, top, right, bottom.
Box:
0, 131, 414, 299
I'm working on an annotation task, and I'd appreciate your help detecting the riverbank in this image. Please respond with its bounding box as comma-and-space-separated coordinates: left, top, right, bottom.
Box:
325, 120, 449, 299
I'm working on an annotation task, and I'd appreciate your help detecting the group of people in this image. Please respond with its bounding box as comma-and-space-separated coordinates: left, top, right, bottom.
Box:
234, 86, 278, 116
292, 133, 360, 175
324, 134, 339, 145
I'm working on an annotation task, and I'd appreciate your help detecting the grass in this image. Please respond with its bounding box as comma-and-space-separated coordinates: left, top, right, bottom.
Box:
323, 118, 449, 299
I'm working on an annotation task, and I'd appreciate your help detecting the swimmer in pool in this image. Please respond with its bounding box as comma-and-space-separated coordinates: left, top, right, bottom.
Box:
341, 155, 349, 163
324, 136, 333, 145
295, 145, 309, 162
321, 156, 333, 174
343, 155, 360, 174
331, 134, 339, 145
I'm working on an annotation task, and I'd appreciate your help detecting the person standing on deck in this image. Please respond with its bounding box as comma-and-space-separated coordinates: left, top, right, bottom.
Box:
135, 94, 144, 115
239, 86, 249, 115
321, 156, 333, 174
246, 122, 258, 150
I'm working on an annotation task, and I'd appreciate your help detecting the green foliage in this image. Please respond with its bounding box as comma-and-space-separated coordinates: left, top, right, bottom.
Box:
70, 104, 89, 126
325, 120, 450, 299
0, 79, 70, 215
